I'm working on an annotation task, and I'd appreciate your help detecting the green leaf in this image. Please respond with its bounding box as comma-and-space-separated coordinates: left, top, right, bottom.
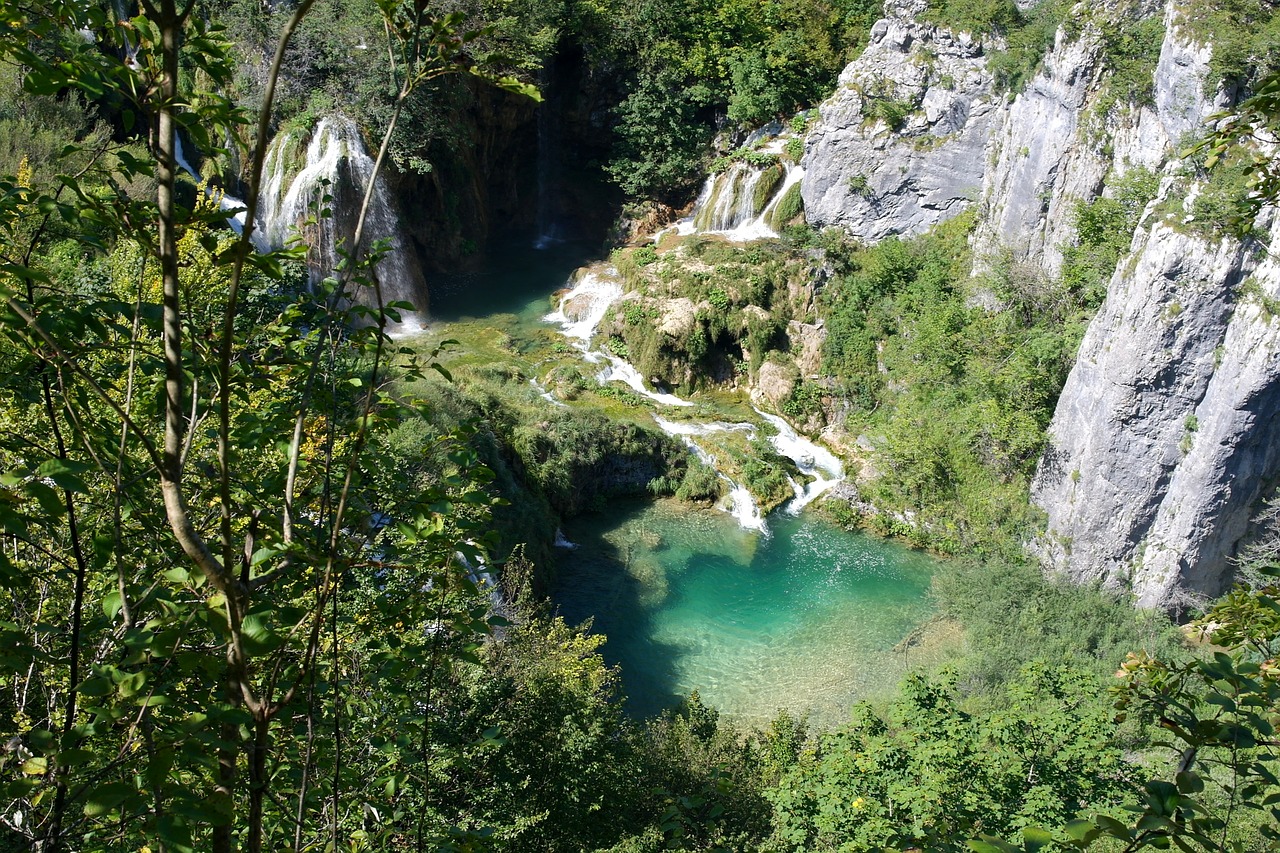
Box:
1064, 819, 1098, 844
1021, 827, 1053, 851
84, 781, 133, 817
56, 748, 95, 767
35, 458, 91, 493
969, 842, 1017, 853
20, 757, 47, 775
26, 480, 65, 517
1176, 770, 1204, 794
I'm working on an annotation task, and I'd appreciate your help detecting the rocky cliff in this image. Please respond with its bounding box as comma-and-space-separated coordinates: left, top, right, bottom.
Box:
1034, 213, 1280, 609
802, 0, 997, 240
803, 0, 1280, 607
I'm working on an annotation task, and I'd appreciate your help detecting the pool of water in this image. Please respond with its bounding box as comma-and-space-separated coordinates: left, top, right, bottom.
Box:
427, 236, 598, 322
552, 499, 938, 729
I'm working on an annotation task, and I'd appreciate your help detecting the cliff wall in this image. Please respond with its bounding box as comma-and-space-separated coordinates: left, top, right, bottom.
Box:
802, 0, 1280, 606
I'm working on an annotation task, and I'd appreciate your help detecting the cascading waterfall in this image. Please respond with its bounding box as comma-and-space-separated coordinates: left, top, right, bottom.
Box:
754, 409, 844, 513
544, 270, 693, 407
673, 136, 804, 242
545, 271, 845, 533
255, 117, 427, 332
455, 550, 505, 615
653, 417, 768, 533
172, 134, 250, 236
695, 163, 766, 232
530, 378, 567, 407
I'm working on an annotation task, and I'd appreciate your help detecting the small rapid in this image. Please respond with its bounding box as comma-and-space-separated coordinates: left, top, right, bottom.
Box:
755, 408, 844, 513
543, 271, 692, 406
545, 269, 848, 534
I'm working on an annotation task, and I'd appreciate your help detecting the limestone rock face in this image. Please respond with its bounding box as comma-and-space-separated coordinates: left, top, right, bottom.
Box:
788, 320, 827, 378
657, 298, 698, 339
802, 0, 1278, 605
972, 1, 1222, 274
1013, 4, 1280, 608
1032, 213, 1280, 609
801, 0, 997, 239
755, 361, 796, 407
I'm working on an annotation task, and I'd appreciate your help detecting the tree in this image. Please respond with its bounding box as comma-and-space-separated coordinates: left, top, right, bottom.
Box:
0, 1, 534, 849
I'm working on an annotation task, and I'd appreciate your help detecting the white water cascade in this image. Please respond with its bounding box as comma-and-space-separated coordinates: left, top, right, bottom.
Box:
652, 416, 768, 533
172, 134, 251, 236
755, 408, 845, 513
543, 270, 693, 407
255, 117, 427, 332
455, 550, 505, 615
544, 272, 845, 534
673, 136, 804, 242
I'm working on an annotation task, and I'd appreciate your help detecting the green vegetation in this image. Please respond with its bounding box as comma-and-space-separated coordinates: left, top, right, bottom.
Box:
1062, 166, 1159, 306
815, 215, 1083, 549
6, 1, 1280, 851
925, 0, 1068, 94
1182, 0, 1280, 90
1098, 15, 1165, 110
606, 0, 884, 200
604, 239, 811, 393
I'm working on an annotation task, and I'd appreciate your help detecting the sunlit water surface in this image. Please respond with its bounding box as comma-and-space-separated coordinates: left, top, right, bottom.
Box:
553, 500, 937, 728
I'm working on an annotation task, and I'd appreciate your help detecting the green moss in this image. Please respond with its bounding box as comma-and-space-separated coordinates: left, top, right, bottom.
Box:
767, 182, 804, 231
752, 163, 785, 216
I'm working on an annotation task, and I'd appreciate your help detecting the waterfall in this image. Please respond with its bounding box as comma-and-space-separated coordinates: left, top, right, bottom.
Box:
544, 270, 693, 406
172, 133, 250, 236
530, 378, 567, 407
652, 416, 768, 534
669, 133, 804, 243
543, 270, 623, 360
696, 163, 764, 231
679, 160, 803, 242
532, 64, 563, 249
754, 408, 844, 513
255, 117, 427, 330
455, 549, 505, 615
545, 273, 845, 534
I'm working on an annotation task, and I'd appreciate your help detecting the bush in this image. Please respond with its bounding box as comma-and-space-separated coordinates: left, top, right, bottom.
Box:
675, 461, 722, 502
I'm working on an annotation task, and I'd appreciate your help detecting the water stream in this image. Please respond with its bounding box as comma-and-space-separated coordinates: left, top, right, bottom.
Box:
405, 137, 941, 727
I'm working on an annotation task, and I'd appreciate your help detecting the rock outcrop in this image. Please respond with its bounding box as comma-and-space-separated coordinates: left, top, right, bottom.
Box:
1020, 5, 1280, 608
802, 0, 998, 240
1031, 214, 1280, 609
972, 0, 1222, 274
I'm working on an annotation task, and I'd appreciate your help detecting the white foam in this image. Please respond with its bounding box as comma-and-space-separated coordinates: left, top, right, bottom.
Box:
755, 408, 844, 513
545, 270, 693, 406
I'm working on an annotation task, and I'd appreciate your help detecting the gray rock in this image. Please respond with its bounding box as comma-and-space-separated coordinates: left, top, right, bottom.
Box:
1031, 212, 1280, 609
755, 361, 796, 407
801, 3, 997, 240
801, 0, 1278, 608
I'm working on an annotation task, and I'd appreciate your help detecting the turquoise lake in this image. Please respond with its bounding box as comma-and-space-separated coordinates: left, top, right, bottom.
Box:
553, 499, 938, 728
